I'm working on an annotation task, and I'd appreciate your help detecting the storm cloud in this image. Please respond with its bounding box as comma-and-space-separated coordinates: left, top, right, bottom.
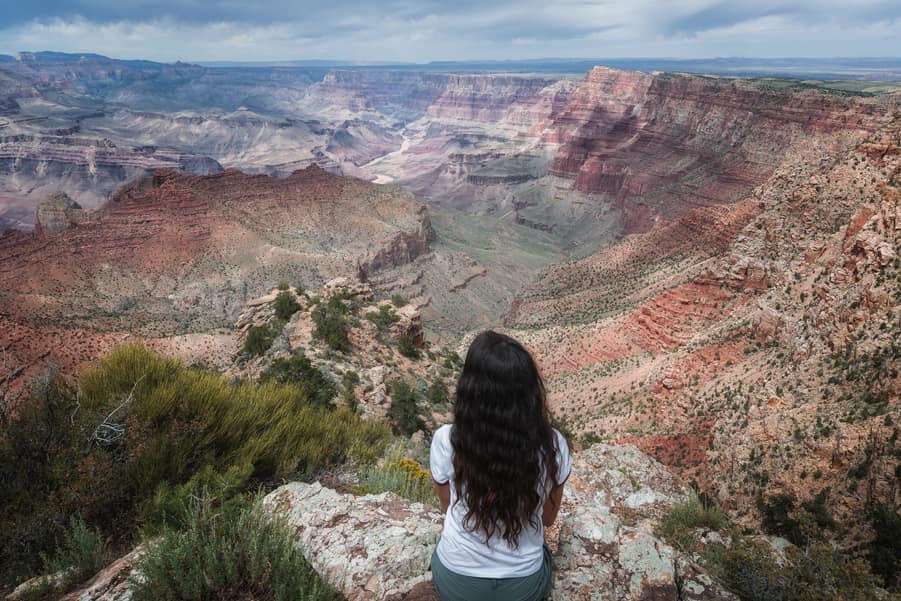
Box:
1, 0, 898, 62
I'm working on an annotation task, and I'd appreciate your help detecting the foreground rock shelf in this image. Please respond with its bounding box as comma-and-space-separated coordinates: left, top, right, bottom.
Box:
53, 444, 737, 601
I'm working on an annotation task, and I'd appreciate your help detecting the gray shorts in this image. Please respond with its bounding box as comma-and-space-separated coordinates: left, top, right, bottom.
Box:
430, 544, 552, 601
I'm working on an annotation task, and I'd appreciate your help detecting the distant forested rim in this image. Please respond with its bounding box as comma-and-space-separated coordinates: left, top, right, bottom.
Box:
0, 343, 388, 594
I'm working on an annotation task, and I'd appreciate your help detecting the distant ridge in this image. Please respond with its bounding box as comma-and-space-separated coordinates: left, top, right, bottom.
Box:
10, 50, 198, 69
8, 52, 901, 80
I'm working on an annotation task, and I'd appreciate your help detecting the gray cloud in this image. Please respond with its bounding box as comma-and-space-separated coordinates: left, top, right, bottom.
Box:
1, 0, 899, 61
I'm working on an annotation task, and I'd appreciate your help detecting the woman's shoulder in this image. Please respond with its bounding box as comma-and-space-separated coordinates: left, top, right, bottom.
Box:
551, 428, 569, 448
434, 423, 453, 440
430, 423, 453, 453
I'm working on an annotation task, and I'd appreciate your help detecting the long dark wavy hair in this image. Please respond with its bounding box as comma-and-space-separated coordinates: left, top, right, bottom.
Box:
451, 330, 560, 547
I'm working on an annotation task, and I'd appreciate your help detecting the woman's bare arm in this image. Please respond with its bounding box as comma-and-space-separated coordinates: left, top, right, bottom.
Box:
434, 481, 451, 513
542, 484, 564, 527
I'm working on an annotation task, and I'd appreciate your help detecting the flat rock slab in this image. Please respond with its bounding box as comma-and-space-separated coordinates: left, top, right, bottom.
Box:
262, 483, 443, 600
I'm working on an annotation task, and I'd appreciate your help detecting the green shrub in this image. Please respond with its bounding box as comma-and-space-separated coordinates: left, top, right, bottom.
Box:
708, 537, 789, 600
708, 537, 885, 601
243, 325, 275, 357
132, 492, 339, 601
0, 345, 390, 588
658, 495, 727, 552
0, 370, 85, 586
869, 504, 901, 590
138, 464, 253, 534
365, 304, 400, 332
388, 379, 424, 435
261, 355, 336, 409
759, 493, 803, 546
311, 297, 350, 353
39, 516, 112, 592
426, 380, 448, 405
390, 293, 407, 307
397, 334, 421, 360
274, 290, 301, 321
341, 371, 359, 412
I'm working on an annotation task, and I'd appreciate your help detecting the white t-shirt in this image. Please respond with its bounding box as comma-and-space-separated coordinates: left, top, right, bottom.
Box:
429, 424, 572, 578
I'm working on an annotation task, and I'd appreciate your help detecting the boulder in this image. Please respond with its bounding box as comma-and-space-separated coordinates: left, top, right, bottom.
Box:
262, 483, 442, 600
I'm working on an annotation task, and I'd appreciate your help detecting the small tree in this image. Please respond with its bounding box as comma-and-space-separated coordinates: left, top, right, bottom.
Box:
311, 297, 350, 353
274, 290, 301, 321
243, 326, 275, 357
397, 334, 421, 360
365, 305, 400, 332
426, 380, 448, 405
261, 355, 336, 409
388, 380, 424, 435
391, 293, 407, 308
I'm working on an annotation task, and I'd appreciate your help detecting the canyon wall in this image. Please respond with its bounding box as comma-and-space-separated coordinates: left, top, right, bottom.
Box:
0, 165, 431, 388
508, 117, 901, 528
544, 67, 890, 233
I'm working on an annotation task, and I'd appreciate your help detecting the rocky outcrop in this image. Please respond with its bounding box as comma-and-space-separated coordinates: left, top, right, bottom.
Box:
34, 192, 85, 236
8, 444, 738, 601
303, 70, 448, 119
426, 74, 559, 122
256, 444, 735, 601
466, 173, 535, 185
358, 206, 433, 279
304, 70, 565, 124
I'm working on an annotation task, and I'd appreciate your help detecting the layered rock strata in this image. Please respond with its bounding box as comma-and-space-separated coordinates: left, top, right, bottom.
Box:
507, 118, 901, 528
0, 166, 431, 389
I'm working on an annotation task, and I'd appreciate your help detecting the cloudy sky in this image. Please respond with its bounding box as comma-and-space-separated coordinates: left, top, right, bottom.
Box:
1, 0, 899, 63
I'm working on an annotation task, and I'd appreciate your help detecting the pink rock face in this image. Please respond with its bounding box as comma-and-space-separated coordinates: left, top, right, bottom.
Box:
545, 66, 889, 234
425, 74, 561, 122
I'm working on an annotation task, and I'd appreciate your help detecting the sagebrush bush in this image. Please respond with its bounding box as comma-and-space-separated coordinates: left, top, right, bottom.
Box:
39, 516, 112, 591
132, 492, 339, 601
658, 495, 727, 552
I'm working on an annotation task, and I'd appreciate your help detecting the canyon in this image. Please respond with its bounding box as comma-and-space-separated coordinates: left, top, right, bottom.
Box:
0, 53, 899, 597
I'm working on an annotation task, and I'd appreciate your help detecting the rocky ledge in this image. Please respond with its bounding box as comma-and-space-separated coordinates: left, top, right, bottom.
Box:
47, 444, 736, 601
264, 443, 738, 601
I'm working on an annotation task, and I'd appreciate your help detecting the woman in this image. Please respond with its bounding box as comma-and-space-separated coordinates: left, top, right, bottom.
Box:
430, 330, 571, 601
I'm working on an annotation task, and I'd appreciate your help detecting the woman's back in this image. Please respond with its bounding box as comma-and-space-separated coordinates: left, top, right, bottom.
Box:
428, 330, 570, 600
430, 423, 571, 578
